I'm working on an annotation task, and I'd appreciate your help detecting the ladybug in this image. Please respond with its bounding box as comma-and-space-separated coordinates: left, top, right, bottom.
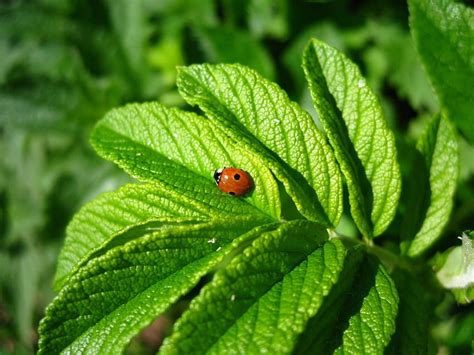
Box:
213, 167, 253, 196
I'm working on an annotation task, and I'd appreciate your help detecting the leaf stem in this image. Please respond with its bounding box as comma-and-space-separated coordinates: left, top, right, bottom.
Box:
330, 230, 415, 272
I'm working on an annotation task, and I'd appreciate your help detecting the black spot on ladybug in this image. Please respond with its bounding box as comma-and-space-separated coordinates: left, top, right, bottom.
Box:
234, 173, 241, 180
229, 191, 235, 195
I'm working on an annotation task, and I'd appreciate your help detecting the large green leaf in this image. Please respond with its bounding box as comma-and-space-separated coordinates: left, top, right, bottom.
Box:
177, 64, 343, 227
409, 0, 474, 144
161, 221, 341, 354
39, 221, 275, 354
54, 181, 270, 290
402, 114, 458, 257
296, 250, 399, 354
91, 102, 280, 220
303, 39, 401, 238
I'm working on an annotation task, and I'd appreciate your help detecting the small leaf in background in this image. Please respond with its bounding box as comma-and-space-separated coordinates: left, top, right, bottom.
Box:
0, 85, 80, 129
247, 0, 288, 40
39, 220, 271, 354
436, 231, 474, 304
1, 246, 42, 348
91, 102, 280, 220
193, 26, 275, 80
177, 63, 343, 227
105, 0, 150, 95
401, 114, 459, 257
284, 20, 438, 116
303, 39, 401, 238
409, 0, 474, 144
283, 22, 346, 98
432, 303, 474, 352
360, 21, 439, 113
160, 221, 336, 354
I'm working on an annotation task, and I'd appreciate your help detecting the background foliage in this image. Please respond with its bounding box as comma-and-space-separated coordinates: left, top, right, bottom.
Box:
0, 0, 472, 353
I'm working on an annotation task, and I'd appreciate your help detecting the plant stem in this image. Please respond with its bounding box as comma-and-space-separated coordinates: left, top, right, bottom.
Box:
329, 230, 415, 272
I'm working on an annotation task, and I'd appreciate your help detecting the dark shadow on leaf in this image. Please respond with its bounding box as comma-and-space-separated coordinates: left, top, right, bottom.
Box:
294, 248, 380, 354
399, 145, 431, 253
385, 269, 439, 355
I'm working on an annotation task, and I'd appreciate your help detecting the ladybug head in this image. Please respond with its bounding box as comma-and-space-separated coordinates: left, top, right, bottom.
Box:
213, 168, 224, 184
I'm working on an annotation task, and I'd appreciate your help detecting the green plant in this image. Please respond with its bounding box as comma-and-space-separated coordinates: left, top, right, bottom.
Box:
37, 0, 473, 353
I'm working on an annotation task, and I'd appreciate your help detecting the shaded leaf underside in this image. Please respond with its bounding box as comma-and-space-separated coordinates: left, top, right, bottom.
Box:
404, 114, 458, 257
296, 249, 399, 354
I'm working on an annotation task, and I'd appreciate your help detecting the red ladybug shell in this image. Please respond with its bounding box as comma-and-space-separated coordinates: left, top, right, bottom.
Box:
213, 167, 253, 196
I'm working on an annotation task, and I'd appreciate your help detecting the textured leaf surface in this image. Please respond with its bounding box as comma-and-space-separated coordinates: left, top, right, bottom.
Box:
303, 39, 401, 238
403, 114, 458, 257
161, 221, 342, 354
54, 181, 270, 290
334, 258, 398, 354
91, 102, 280, 220
177, 63, 343, 227
39, 220, 274, 354
409, 0, 474, 144
296, 250, 398, 354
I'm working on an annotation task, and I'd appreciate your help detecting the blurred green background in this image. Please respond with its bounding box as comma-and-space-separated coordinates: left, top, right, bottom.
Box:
1, 0, 473, 353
